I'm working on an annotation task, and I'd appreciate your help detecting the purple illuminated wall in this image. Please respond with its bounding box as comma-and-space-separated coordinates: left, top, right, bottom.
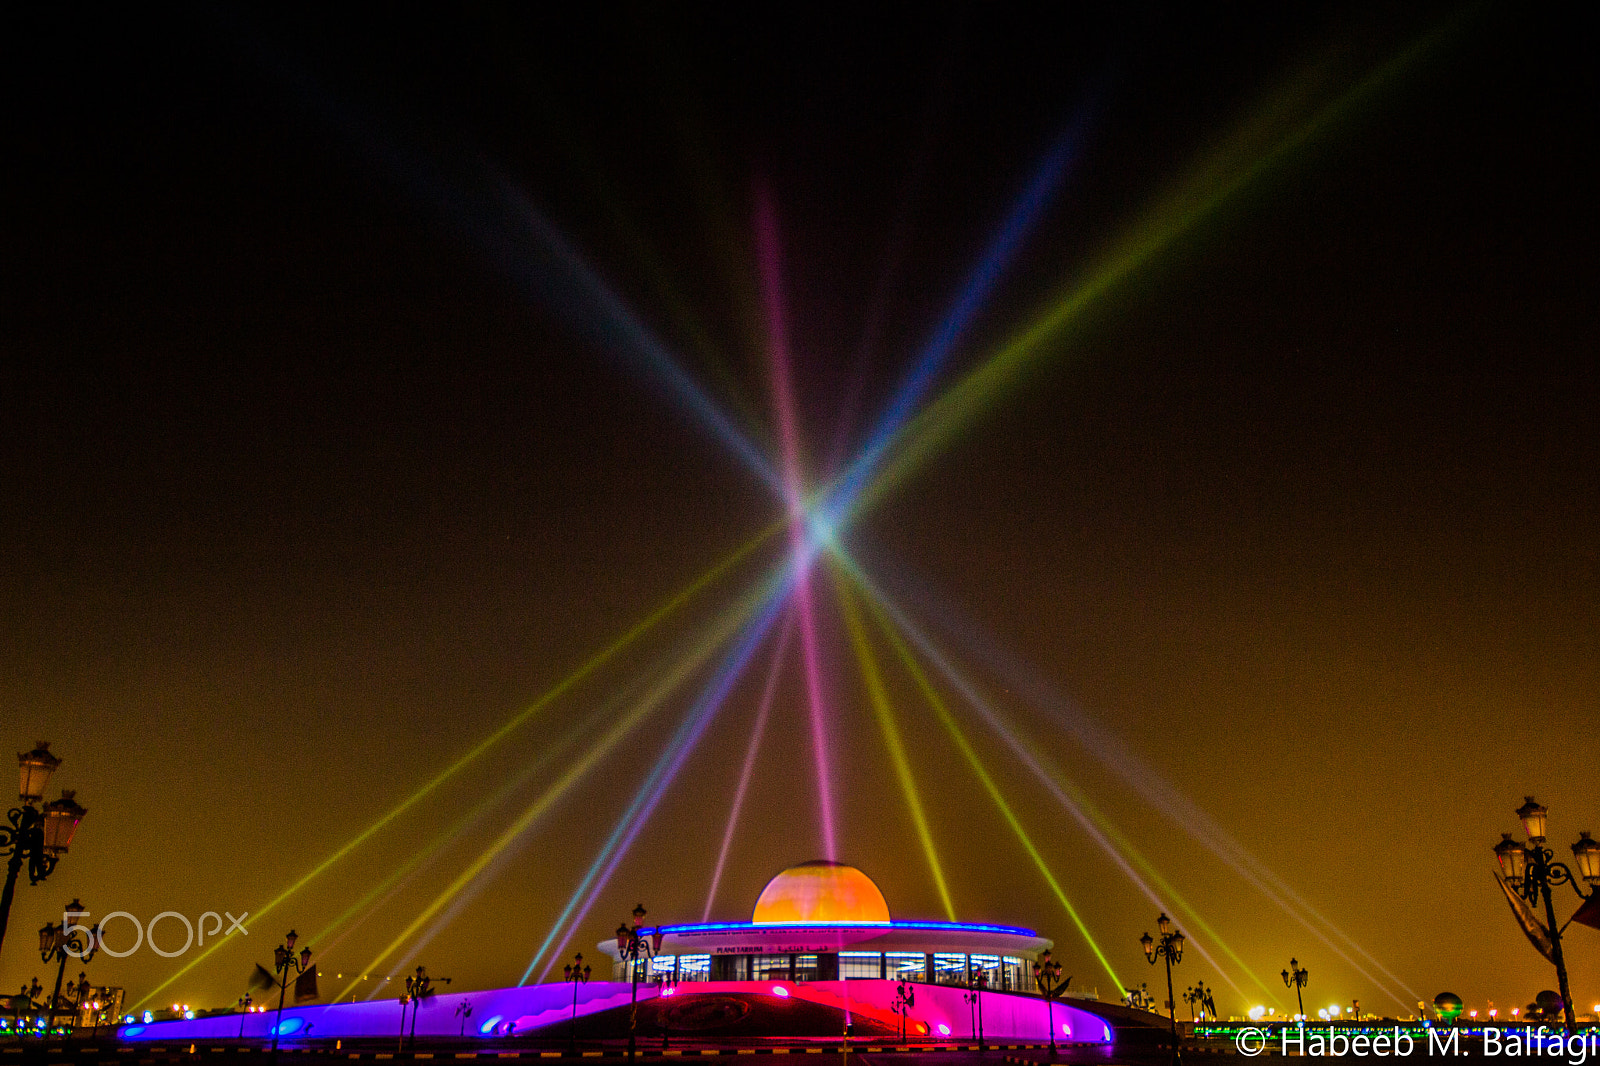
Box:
117, 980, 1112, 1045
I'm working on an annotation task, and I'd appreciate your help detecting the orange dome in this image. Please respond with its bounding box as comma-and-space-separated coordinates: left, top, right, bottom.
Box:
752, 861, 891, 924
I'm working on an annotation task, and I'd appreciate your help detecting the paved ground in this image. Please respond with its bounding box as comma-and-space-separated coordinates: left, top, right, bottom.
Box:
5, 1031, 1575, 1066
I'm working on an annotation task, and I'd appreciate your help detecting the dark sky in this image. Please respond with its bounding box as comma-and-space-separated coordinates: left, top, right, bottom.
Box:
4, 2, 1597, 1019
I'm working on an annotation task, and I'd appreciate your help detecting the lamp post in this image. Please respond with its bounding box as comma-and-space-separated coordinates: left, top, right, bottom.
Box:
1184, 979, 1203, 1024
456, 998, 473, 1038
1141, 912, 1185, 1049
1281, 959, 1308, 1021
1033, 948, 1070, 1056
68, 973, 90, 1034
403, 966, 447, 1049
1493, 797, 1600, 1033
563, 953, 590, 1055
891, 979, 915, 1044
14, 978, 42, 1034
270, 931, 312, 1058
657, 972, 677, 1051
238, 994, 252, 1039
1183, 982, 1215, 1024
39, 899, 98, 1039
615, 903, 655, 1063
1, 744, 88, 959
963, 967, 987, 1050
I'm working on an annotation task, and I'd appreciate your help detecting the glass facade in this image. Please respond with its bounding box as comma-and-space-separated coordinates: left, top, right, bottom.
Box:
618, 951, 1034, 989
970, 953, 1002, 987
838, 951, 883, 979
933, 953, 967, 985
751, 954, 793, 982
884, 952, 926, 980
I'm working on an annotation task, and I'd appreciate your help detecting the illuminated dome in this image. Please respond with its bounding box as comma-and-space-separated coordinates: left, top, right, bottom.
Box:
752, 860, 891, 924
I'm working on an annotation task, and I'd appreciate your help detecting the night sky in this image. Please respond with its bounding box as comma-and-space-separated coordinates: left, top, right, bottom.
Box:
4, 3, 1597, 1020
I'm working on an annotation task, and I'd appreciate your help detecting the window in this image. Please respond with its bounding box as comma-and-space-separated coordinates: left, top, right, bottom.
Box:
933, 954, 967, 985
885, 953, 926, 982
838, 952, 882, 980
970, 954, 1002, 989
677, 956, 711, 982
1002, 957, 1026, 992
793, 955, 819, 983
751, 954, 792, 982
650, 956, 677, 978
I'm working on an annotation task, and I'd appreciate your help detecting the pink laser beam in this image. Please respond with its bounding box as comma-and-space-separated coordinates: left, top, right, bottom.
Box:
704, 611, 795, 921
756, 185, 838, 861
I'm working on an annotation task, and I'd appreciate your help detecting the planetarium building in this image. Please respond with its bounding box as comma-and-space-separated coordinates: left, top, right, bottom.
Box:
116, 859, 1122, 1048
601, 861, 1050, 992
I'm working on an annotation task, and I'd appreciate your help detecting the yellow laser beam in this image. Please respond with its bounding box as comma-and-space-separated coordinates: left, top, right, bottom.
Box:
854, 580, 1121, 990
338, 565, 778, 1001
136, 519, 780, 1008
849, 23, 1457, 523
836, 577, 954, 920
837, 553, 1278, 1001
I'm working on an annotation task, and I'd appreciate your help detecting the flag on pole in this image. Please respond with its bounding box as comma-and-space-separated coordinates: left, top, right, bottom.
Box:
294, 968, 319, 1005
1569, 893, 1600, 932
247, 965, 277, 995
1496, 872, 1556, 964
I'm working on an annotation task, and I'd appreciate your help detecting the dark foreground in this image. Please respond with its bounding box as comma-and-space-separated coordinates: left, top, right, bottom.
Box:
0, 1038, 1564, 1066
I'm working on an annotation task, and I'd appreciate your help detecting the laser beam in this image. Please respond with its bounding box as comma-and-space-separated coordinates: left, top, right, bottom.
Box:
336, 563, 781, 1003
837, 579, 954, 920
704, 612, 794, 921
757, 189, 839, 860
135, 521, 777, 1009
523, 570, 796, 983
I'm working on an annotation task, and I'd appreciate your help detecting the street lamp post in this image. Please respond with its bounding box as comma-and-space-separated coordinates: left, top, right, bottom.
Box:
68, 973, 90, 1034
1183, 982, 1216, 1024
891, 979, 915, 1044
1033, 948, 1069, 1056
270, 931, 313, 1058
456, 999, 473, 1038
39, 899, 98, 1039
1281, 959, 1308, 1021
658, 973, 677, 1051
1, 744, 88, 959
1493, 797, 1600, 1033
404, 966, 447, 1049
615, 904, 655, 1064
1141, 913, 1185, 1052
563, 953, 590, 1055
14, 978, 42, 1034
963, 968, 988, 1051
238, 994, 252, 1039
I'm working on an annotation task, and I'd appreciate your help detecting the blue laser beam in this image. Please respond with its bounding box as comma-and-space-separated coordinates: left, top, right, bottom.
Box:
518, 567, 797, 984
